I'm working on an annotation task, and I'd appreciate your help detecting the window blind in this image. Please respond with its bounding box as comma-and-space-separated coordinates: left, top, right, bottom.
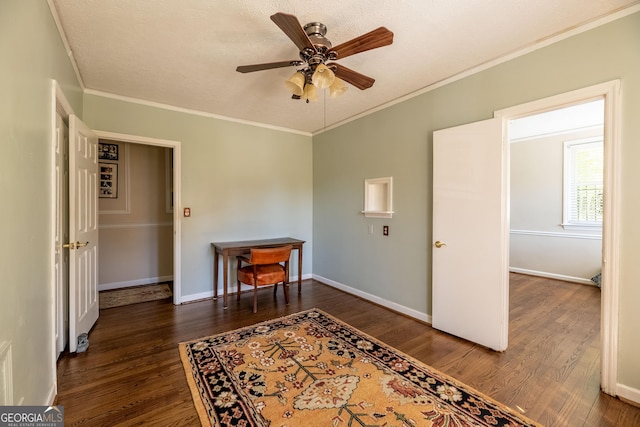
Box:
565, 139, 603, 226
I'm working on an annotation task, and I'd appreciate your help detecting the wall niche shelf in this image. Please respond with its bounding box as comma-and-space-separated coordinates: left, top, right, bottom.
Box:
362, 176, 393, 218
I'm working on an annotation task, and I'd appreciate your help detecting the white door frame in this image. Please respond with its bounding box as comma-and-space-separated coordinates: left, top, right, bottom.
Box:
93, 130, 182, 304
494, 80, 621, 395
53, 112, 68, 358
50, 81, 74, 400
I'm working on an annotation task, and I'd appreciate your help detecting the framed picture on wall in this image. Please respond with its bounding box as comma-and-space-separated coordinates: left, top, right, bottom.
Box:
99, 163, 118, 198
98, 142, 119, 161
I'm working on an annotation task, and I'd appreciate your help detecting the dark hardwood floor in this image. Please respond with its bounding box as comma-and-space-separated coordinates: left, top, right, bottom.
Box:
56, 274, 640, 426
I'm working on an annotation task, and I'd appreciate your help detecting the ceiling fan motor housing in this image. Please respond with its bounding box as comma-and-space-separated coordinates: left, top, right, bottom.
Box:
303, 22, 332, 49
300, 22, 337, 68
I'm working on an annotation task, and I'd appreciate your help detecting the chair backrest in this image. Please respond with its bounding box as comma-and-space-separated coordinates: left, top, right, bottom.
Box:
249, 245, 292, 265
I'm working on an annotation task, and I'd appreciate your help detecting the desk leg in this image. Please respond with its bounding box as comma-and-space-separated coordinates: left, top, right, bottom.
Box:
298, 245, 303, 294
213, 251, 219, 300
223, 250, 229, 309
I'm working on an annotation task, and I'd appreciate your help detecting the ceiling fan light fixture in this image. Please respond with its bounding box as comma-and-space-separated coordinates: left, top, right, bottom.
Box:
329, 77, 348, 98
302, 82, 318, 102
284, 72, 305, 96
311, 64, 335, 89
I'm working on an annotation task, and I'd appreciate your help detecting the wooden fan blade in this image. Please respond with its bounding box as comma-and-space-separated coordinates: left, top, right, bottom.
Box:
332, 27, 394, 59
270, 12, 317, 53
236, 60, 302, 73
329, 63, 375, 90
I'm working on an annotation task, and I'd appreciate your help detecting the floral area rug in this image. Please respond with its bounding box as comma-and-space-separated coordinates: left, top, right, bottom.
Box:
179, 308, 540, 427
99, 283, 172, 309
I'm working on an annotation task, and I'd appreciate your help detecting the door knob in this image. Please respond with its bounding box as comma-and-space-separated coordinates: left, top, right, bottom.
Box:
63, 241, 89, 250
434, 241, 446, 248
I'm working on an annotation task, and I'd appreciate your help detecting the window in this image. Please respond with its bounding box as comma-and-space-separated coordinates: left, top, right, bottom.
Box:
563, 137, 603, 230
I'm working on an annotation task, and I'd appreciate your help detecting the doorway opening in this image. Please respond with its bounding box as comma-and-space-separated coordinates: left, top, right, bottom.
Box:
495, 80, 621, 395
96, 140, 175, 299
94, 131, 182, 304
506, 99, 605, 401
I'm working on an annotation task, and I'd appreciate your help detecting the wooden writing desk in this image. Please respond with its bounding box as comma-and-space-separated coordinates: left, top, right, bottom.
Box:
211, 237, 305, 308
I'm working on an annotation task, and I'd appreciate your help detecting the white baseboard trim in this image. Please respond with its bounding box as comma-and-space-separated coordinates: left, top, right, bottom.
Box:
0, 341, 13, 405
98, 275, 174, 291
509, 268, 595, 285
180, 290, 215, 303
617, 383, 640, 406
312, 274, 431, 323
46, 383, 56, 406
293, 273, 313, 282
179, 274, 314, 304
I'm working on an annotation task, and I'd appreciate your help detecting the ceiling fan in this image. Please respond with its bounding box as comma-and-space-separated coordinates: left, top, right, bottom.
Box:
236, 12, 394, 101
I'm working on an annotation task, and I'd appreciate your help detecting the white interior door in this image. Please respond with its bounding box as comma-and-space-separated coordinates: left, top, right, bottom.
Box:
68, 115, 99, 352
432, 118, 509, 351
54, 113, 69, 357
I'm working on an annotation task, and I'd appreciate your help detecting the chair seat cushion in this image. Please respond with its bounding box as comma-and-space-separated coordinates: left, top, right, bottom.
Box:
238, 264, 286, 286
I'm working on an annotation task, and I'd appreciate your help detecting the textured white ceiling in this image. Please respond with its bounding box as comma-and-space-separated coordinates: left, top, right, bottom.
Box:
50, 0, 638, 134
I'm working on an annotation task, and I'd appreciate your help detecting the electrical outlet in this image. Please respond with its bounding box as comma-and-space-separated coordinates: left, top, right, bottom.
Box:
184, 207, 191, 217
383, 225, 389, 236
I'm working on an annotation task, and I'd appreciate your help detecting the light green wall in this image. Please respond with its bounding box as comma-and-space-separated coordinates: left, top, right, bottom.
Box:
0, 1, 82, 404
314, 108, 431, 312
313, 12, 640, 390
82, 96, 313, 297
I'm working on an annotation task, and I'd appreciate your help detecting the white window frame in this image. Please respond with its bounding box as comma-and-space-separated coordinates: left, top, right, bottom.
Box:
562, 136, 603, 232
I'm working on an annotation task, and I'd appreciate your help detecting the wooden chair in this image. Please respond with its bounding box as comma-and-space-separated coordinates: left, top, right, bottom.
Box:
236, 245, 292, 313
